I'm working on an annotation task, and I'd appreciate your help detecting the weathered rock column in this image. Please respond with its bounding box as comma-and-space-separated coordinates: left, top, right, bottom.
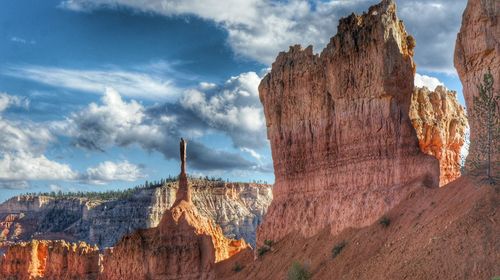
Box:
174, 138, 192, 205
257, 0, 439, 245
455, 0, 499, 177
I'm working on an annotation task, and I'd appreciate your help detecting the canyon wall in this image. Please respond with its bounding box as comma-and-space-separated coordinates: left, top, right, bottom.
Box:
0, 240, 100, 280
455, 0, 499, 176
257, 0, 439, 245
99, 139, 248, 280
0, 180, 272, 247
410, 86, 468, 186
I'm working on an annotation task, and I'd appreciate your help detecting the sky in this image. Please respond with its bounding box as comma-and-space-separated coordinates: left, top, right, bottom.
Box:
0, 0, 468, 202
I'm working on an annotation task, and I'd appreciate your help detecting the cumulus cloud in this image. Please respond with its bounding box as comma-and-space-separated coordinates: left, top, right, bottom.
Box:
414, 73, 445, 91
59, 86, 265, 171
58, 0, 467, 73
81, 160, 144, 184
0, 92, 29, 112
3, 65, 179, 100
0, 93, 76, 188
0, 92, 148, 188
180, 72, 266, 149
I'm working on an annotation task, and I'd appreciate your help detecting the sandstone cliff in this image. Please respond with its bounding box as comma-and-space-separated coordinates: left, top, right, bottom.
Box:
257, 0, 439, 245
0, 240, 101, 280
0, 180, 272, 248
410, 86, 468, 186
455, 0, 499, 176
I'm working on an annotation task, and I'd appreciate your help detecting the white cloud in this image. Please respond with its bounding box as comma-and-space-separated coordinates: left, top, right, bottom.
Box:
0, 92, 148, 188
180, 71, 266, 149
81, 160, 144, 184
10, 37, 36, 45
0, 153, 77, 181
3, 65, 179, 100
241, 147, 262, 161
0, 92, 29, 112
414, 73, 445, 91
49, 184, 63, 192
57, 0, 467, 73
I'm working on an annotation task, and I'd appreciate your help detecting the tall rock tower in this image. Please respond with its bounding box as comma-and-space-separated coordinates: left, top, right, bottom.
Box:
257, 0, 439, 245
174, 138, 191, 205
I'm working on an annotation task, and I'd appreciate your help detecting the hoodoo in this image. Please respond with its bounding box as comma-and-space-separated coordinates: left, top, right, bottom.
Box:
410, 86, 468, 186
257, 0, 439, 244
455, 0, 499, 176
99, 139, 248, 280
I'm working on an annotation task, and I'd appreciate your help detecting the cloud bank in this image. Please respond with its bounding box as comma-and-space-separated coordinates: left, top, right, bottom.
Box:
58, 0, 467, 73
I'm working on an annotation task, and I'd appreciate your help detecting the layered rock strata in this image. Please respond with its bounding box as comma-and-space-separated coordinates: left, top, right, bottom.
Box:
257, 0, 439, 245
410, 86, 468, 186
0, 181, 271, 247
455, 0, 499, 176
99, 139, 248, 280
0, 240, 100, 280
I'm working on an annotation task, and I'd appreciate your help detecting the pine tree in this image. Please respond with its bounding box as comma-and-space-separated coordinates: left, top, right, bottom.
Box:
469, 70, 499, 183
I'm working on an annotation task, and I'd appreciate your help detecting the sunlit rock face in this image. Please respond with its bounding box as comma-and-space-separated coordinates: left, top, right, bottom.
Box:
98, 139, 249, 280
0, 181, 272, 248
257, 0, 439, 245
455, 0, 499, 175
0, 240, 100, 280
410, 86, 468, 186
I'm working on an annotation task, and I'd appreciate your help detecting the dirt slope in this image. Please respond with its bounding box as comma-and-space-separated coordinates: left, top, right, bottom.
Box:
216, 176, 499, 280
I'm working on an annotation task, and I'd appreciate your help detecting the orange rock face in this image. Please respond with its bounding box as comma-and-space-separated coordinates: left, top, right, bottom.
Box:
410, 86, 468, 186
455, 0, 499, 174
99, 139, 248, 280
0, 240, 101, 280
257, 0, 439, 245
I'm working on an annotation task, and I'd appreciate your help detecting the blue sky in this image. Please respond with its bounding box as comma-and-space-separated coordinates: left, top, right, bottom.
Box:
0, 0, 468, 202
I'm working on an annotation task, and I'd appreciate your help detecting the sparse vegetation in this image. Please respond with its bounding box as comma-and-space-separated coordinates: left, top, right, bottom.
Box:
287, 261, 311, 280
258, 239, 274, 257
379, 216, 391, 227
468, 70, 499, 184
257, 246, 270, 256
21, 175, 269, 201
264, 239, 274, 247
332, 241, 347, 258
233, 262, 243, 272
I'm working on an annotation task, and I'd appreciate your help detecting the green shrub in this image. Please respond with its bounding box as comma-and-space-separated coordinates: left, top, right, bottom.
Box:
332, 241, 347, 258
264, 239, 274, 247
287, 261, 311, 280
233, 262, 243, 272
379, 216, 391, 227
257, 246, 270, 257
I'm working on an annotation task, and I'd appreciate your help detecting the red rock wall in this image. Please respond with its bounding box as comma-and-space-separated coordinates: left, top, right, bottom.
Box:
257, 0, 439, 245
410, 86, 468, 186
0, 240, 100, 280
455, 0, 499, 176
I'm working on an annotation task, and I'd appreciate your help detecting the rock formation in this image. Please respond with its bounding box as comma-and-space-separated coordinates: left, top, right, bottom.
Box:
455, 0, 499, 176
410, 86, 468, 186
257, 0, 439, 245
99, 139, 249, 280
0, 181, 271, 248
217, 176, 500, 280
0, 240, 101, 280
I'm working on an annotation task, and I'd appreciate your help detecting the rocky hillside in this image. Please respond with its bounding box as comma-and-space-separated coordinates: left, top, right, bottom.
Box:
0, 180, 272, 248
410, 86, 468, 186
216, 176, 499, 279
0, 240, 100, 280
257, 0, 438, 245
